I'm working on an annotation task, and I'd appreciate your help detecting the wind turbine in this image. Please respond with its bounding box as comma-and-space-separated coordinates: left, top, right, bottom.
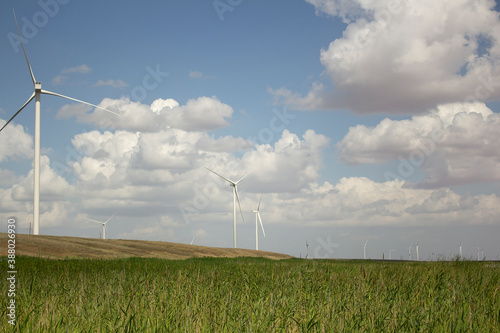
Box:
416, 243, 420, 261
363, 239, 368, 259
0, 11, 118, 236
389, 249, 397, 260
204, 166, 252, 248
408, 243, 413, 260
305, 240, 309, 259
459, 244, 463, 261
252, 194, 266, 250
86, 210, 118, 240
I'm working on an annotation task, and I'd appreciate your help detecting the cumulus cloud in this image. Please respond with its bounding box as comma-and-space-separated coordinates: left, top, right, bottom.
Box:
2, 117, 499, 242
277, 0, 500, 114
338, 102, 500, 187
0, 119, 33, 162
271, 177, 500, 227
56, 96, 235, 132
11, 155, 74, 201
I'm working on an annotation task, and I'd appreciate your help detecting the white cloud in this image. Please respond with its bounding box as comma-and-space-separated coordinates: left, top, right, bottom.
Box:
62, 64, 91, 74
52, 75, 67, 86
11, 155, 74, 201
0, 119, 33, 162
338, 102, 500, 187
95, 79, 128, 88
56, 96, 235, 132
2, 117, 499, 242
278, 0, 500, 114
280, 177, 500, 227
189, 71, 204, 78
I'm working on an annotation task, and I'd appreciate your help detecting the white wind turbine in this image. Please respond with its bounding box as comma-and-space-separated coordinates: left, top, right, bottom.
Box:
205, 166, 252, 248
416, 242, 420, 261
363, 239, 368, 260
408, 243, 413, 260
86, 210, 119, 240
252, 194, 266, 250
0, 11, 118, 235
305, 240, 309, 259
389, 249, 397, 260
459, 244, 463, 261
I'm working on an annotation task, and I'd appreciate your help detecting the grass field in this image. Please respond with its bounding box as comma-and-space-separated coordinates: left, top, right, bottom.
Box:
2, 256, 499, 332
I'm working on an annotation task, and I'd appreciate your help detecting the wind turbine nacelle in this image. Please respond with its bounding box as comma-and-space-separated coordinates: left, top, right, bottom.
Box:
35, 82, 42, 91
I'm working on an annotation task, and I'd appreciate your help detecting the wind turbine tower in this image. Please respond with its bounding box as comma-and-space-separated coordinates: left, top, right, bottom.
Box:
364, 239, 368, 260
0, 11, 117, 235
459, 245, 463, 261
408, 243, 413, 261
205, 167, 251, 248
416, 243, 420, 261
389, 249, 397, 260
252, 194, 266, 251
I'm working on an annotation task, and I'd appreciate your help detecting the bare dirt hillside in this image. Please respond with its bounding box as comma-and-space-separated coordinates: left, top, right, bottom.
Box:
1, 233, 292, 260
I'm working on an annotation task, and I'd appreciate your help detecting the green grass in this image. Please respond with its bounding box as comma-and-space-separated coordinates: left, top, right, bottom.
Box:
2, 257, 499, 332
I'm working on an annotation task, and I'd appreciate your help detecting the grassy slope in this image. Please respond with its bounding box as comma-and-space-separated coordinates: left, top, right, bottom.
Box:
0, 233, 293, 260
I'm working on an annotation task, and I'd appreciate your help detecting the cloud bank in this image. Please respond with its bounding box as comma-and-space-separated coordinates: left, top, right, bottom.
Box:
275, 0, 500, 114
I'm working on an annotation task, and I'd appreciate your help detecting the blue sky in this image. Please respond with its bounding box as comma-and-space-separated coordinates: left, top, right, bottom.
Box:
1, 0, 500, 260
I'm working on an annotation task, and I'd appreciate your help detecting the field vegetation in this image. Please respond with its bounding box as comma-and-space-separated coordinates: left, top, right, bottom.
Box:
2, 256, 499, 332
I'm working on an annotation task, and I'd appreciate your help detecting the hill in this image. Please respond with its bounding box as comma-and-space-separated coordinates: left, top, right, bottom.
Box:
0, 233, 293, 260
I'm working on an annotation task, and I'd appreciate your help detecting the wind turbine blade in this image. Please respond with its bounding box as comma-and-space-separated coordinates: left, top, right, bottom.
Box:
104, 209, 119, 224
85, 217, 105, 225
257, 194, 262, 211
41, 90, 120, 116
204, 166, 235, 184
257, 212, 266, 237
0, 93, 35, 132
14, 10, 36, 85
234, 186, 245, 223
235, 169, 253, 184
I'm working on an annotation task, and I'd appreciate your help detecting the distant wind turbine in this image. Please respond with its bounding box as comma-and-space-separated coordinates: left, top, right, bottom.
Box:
389, 249, 397, 260
0, 11, 118, 236
364, 239, 368, 260
408, 243, 413, 261
252, 194, 266, 251
305, 240, 309, 259
205, 166, 252, 248
416, 243, 420, 261
86, 210, 119, 240
459, 244, 463, 261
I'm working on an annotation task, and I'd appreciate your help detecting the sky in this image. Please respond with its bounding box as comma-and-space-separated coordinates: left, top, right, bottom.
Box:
1, 0, 500, 260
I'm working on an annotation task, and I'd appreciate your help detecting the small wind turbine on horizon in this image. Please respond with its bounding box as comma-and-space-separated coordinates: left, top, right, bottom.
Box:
389, 249, 397, 260
363, 239, 368, 260
459, 244, 463, 261
0, 11, 118, 236
305, 240, 309, 259
408, 243, 413, 261
205, 166, 252, 248
416, 242, 420, 261
86, 210, 119, 240
252, 194, 266, 251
